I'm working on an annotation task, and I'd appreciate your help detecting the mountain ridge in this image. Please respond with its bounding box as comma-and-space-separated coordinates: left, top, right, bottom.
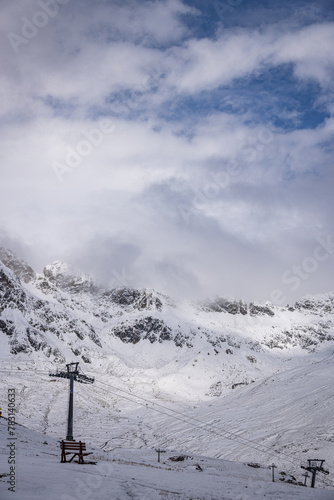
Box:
1, 246, 334, 367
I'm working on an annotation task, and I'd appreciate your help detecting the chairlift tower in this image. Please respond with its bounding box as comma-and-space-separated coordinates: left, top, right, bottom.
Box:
301, 459, 329, 488
49, 362, 94, 441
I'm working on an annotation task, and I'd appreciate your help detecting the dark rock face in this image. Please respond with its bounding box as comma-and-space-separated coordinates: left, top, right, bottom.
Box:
169, 455, 190, 462
202, 298, 274, 317
0, 319, 14, 336
82, 354, 91, 363
202, 298, 248, 315
249, 302, 275, 317
102, 288, 163, 311
0, 265, 27, 314
111, 317, 174, 345
110, 316, 194, 347
264, 322, 334, 350
206, 381, 223, 397
0, 248, 35, 284
294, 295, 334, 315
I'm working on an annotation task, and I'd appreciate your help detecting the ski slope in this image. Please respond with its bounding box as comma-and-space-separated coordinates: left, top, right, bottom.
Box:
0, 418, 333, 500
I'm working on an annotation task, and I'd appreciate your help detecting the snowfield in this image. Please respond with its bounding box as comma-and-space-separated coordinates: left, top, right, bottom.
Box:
0, 419, 333, 500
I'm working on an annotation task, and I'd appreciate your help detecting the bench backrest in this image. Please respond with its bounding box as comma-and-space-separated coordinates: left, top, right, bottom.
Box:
60, 441, 87, 451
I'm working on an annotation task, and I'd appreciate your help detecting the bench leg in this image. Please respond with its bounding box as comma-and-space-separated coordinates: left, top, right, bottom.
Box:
68, 453, 78, 463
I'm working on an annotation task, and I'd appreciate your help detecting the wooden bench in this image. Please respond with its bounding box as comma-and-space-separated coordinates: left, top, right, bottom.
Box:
59, 440, 92, 464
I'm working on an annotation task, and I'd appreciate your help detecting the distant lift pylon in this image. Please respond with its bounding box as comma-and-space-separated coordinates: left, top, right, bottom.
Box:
301, 459, 329, 488
49, 362, 94, 441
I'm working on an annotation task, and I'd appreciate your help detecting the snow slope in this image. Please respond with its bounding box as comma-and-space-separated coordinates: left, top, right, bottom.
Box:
0, 418, 333, 500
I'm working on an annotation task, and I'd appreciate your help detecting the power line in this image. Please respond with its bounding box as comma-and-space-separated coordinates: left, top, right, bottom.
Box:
1, 366, 333, 489
4, 368, 277, 459
90, 379, 334, 489
94, 379, 281, 458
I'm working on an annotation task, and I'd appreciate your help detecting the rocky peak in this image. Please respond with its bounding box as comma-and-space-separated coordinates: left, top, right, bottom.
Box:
0, 247, 35, 283
43, 260, 69, 279
43, 261, 98, 294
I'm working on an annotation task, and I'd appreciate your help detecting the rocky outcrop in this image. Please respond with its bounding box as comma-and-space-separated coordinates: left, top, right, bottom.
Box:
43, 261, 99, 295
112, 316, 180, 345
248, 302, 275, 317
201, 298, 274, 317
0, 263, 27, 313
0, 247, 35, 284
264, 321, 334, 350
293, 294, 334, 315
202, 298, 248, 315
206, 381, 223, 397
102, 288, 163, 311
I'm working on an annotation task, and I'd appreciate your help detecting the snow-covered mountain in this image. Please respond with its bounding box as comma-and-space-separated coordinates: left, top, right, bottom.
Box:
1, 246, 333, 369
0, 247, 333, 495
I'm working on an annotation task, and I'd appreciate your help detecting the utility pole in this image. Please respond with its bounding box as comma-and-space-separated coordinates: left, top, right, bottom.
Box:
302, 472, 309, 486
67, 370, 75, 441
301, 459, 329, 488
49, 362, 94, 441
271, 463, 276, 482
156, 449, 166, 463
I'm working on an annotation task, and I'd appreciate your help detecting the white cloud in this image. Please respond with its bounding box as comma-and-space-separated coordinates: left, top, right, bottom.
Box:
273, 22, 334, 88
165, 31, 272, 92
0, 1, 333, 303
163, 22, 334, 95
103, 0, 197, 45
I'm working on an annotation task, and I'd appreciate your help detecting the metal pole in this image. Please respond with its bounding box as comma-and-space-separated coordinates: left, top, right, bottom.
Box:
156, 449, 165, 463
271, 463, 276, 482
66, 375, 74, 441
50, 362, 94, 442
311, 470, 316, 488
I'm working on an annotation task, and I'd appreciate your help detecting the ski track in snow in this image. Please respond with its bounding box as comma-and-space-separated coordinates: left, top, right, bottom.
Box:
0, 419, 333, 500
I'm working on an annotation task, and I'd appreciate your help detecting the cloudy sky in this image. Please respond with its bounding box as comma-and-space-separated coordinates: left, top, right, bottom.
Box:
0, 0, 333, 304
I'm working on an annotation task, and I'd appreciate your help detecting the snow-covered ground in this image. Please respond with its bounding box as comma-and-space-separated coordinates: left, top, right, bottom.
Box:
0, 349, 333, 495
1, 418, 333, 500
